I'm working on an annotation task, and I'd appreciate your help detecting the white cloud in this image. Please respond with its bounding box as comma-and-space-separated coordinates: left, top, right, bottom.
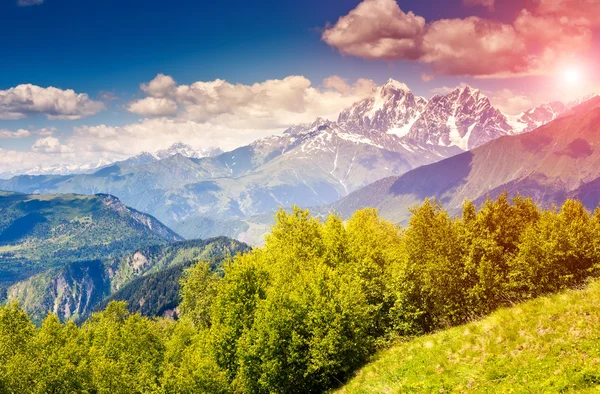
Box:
17, 0, 43, 6
127, 74, 376, 128
31, 136, 73, 154
0, 127, 55, 139
0, 84, 105, 120
127, 97, 178, 116
0, 129, 31, 139
71, 118, 283, 157
141, 74, 177, 98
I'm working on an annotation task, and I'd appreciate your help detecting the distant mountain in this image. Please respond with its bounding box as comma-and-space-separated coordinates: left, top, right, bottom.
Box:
0, 142, 223, 179
112, 142, 224, 167
0, 192, 181, 287
326, 96, 600, 224
0, 81, 593, 244
508, 101, 568, 134
6, 237, 248, 323
0, 159, 115, 180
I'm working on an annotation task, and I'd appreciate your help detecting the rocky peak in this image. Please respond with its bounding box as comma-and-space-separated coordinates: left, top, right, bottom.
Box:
338, 80, 426, 137
155, 142, 200, 160
406, 85, 511, 150
380, 78, 411, 94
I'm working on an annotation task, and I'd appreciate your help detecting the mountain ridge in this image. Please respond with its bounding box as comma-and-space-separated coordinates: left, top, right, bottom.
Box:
326, 96, 600, 224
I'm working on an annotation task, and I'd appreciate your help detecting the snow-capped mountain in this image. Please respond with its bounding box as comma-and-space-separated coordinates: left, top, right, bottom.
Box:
120, 142, 223, 167
508, 102, 568, 134
507, 95, 600, 135
406, 86, 513, 150
338, 79, 427, 138
154, 142, 223, 160
0, 159, 116, 179
337, 81, 518, 151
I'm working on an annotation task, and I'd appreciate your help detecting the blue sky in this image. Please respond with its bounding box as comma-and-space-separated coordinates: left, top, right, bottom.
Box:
0, 0, 598, 173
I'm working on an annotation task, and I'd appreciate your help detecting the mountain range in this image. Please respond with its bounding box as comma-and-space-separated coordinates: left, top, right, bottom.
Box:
0, 142, 223, 179
327, 96, 600, 224
0, 80, 593, 243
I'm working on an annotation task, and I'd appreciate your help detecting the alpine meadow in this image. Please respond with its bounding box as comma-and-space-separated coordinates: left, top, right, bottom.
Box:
3, 0, 600, 392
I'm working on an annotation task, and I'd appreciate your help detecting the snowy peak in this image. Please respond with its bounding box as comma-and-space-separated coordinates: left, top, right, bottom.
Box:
508, 102, 567, 134
338, 80, 426, 138
155, 142, 202, 159
406, 85, 511, 150
507, 96, 600, 135
119, 142, 223, 168
380, 78, 411, 94
154, 142, 223, 160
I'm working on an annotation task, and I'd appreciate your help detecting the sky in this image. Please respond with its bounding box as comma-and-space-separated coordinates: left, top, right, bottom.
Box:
1, 0, 599, 174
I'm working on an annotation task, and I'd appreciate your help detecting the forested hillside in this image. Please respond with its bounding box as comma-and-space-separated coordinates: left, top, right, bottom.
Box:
93, 237, 250, 318
2, 194, 600, 393
6, 237, 248, 323
0, 192, 181, 287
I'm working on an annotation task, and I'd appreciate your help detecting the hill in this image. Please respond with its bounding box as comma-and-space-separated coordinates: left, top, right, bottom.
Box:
338, 280, 600, 393
92, 237, 250, 318
0, 192, 181, 287
6, 237, 249, 323
328, 97, 600, 223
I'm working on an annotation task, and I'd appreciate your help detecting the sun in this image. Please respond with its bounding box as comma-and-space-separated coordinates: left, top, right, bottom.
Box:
563, 68, 581, 85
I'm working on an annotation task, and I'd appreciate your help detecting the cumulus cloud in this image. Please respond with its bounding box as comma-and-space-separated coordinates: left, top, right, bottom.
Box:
141, 74, 177, 98
0, 84, 105, 120
322, 0, 425, 60
32, 136, 74, 154
0, 74, 377, 173
322, 0, 595, 77
127, 97, 178, 116
127, 74, 376, 128
421, 17, 529, 76
17, 0, 43, 6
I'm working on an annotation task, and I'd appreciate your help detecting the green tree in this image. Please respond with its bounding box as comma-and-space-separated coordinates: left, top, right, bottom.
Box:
179, 261, 220, 329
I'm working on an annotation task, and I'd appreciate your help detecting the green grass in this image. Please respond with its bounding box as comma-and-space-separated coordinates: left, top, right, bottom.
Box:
337, 281, 600, 393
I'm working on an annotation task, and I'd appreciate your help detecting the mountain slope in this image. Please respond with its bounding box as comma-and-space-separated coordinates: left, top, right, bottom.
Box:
5, 237, 249, 322
338, 280, 600, 393
328, 97, 600, 224
0, 192, 181, 287
93, 237, 250, 319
